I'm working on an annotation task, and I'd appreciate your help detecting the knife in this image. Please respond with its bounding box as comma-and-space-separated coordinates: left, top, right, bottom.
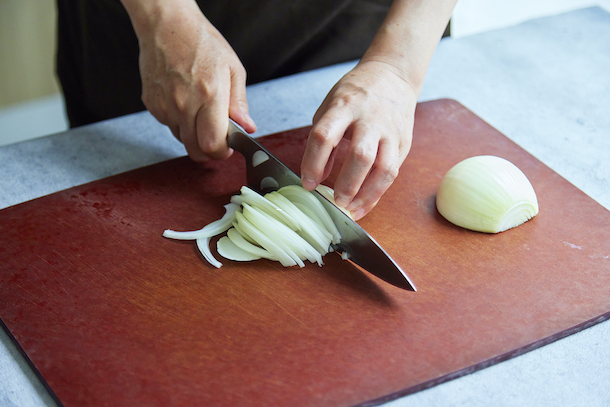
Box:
228, 119, 416, 291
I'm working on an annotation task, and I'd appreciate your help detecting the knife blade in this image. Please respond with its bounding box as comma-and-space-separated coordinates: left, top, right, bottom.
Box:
228, 120, 416, 291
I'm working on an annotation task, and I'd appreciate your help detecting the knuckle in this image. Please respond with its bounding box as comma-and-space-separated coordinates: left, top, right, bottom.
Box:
351, 143, 376, 166
310, 124, 334, 146
335, 183, 357, 199
193, 80, 221, 107
173, 91, 190, 114
198, 137, 219, 154
233, 63, 247, 80
378, 162, 400, 184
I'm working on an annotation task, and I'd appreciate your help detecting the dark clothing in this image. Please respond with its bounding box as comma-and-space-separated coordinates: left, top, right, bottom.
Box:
56, 0, 394, 127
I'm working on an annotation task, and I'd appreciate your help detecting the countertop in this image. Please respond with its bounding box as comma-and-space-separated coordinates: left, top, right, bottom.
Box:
1, 7, 609, 407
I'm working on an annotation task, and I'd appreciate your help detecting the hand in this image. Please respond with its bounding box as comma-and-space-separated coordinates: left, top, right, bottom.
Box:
300, 60, 417, 220
126, 1, 256, 161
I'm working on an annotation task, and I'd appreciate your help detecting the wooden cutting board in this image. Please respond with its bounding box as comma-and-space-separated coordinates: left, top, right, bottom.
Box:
1, 99, 609, 407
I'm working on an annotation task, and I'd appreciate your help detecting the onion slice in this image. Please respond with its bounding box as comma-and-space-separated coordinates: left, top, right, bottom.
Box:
243, 203, 323, 266
278, 185, 341, 244
234, 211, 297, 267
315, 184, 353, 219
238, 186, 300, 231
163, 203, 239, 240
217, 236, 262, 262
196, 237, 222, 268
226, 228, 276, 260
266, 191, 332, 255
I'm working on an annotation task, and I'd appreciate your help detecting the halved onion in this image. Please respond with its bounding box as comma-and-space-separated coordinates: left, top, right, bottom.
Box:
436, 155, 539, 233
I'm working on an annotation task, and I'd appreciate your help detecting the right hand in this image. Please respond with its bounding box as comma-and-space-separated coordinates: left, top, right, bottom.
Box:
124, 0, 256, 161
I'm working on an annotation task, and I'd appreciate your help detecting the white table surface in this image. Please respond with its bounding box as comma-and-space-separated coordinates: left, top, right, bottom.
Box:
1, 7, 609, 407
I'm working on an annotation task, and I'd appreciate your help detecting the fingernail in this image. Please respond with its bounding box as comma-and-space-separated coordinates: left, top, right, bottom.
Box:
346, 199, 362, 212
334, 195, 350, 208
301, 177, 317, 191
246, 113, 257, 130
351, 208, 366, 221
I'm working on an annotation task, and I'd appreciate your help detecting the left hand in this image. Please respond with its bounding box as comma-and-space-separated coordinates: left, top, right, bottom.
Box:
300, 60, 417, 220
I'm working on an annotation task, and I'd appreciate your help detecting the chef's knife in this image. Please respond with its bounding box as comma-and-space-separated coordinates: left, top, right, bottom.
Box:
228, 119, 416, 291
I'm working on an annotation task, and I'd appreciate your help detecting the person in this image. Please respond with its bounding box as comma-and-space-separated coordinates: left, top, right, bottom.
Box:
56, 0, 456, 220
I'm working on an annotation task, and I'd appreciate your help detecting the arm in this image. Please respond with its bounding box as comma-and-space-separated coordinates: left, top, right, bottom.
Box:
300, 0, 457, 220
119, 0, 256, 161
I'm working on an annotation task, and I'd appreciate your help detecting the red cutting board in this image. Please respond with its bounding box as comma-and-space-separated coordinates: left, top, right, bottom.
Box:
1, 99, 609, 407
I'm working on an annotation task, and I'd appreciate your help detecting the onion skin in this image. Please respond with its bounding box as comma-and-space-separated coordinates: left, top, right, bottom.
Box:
436, 155, 539, 233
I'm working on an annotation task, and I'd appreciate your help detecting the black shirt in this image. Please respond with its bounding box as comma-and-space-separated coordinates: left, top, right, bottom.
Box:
56, 0, 392, 127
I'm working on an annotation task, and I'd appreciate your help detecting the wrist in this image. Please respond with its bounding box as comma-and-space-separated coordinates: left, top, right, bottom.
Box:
360, 0, 457, 95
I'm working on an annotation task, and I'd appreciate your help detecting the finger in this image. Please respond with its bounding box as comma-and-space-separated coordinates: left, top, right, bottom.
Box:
321, 146, 338, 182
346, 138, 402, 220
332, 123, 380, 208
194, 76, 233, 161
300, 106, 353, 191
350, 198, 380, 221
168, 124, 180, 141
228, 65, 256, 133
176, 90, 212, 162
151, 92, 206, 161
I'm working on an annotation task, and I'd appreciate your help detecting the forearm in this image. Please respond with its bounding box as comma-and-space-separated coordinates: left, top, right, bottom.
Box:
362, 0, 457, 95
119, 0, 208, 40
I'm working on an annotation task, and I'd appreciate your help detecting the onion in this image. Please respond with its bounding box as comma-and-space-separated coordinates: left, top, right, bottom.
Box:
226, 228, 276, 260
278, 185, 341, 244
216, 236, 262, 262
163, 185, 342, 268
234, 186, 300, 230
265, 192, 333, 254
436, 155, 539, 233
315, 184, 353, 219
234, 211, 298, 267
196, 237, 222, 268
163, 203, 239, 240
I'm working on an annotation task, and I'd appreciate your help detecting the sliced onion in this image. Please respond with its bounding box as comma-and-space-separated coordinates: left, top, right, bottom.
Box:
234, 211, 297, 267
217, 236, 262, 262
163, 203, 239, 240
239, 186, 300, 231
242, 203, 323, 266
196, 237, 222, 268
315, 184, 353, 219
164, 185, 341, 268
266, 192, 332, 255
278, 185, 341, 244
241, 204, 306, 267
226, 227, 276, 260
252, 150, 269, 167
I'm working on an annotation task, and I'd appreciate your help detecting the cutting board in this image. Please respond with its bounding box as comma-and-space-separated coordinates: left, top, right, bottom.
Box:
1, 99, 609, 407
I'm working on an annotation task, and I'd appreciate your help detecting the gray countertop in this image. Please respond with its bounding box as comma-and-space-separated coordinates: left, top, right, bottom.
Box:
1, 7, 609, 407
